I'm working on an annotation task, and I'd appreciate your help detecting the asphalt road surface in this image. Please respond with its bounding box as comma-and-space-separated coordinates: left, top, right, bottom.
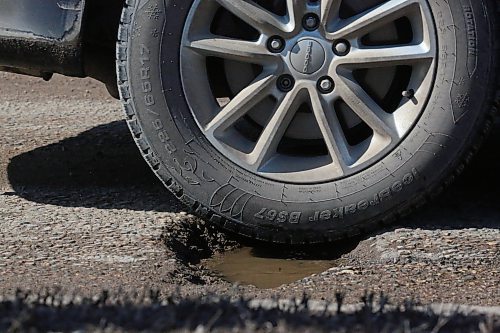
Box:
0, 72, 499, 307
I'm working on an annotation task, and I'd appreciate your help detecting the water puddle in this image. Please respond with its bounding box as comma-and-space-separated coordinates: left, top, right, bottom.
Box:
205, 247, 338, 289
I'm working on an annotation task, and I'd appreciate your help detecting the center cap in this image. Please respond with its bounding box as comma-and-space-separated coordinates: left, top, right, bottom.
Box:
290, 39, 326, 75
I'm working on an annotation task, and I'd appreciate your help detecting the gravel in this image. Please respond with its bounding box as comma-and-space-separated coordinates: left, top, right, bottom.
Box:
0, 72, 498, 309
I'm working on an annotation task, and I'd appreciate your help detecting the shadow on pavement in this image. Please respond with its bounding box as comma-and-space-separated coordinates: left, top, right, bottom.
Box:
6, 120, 182, 212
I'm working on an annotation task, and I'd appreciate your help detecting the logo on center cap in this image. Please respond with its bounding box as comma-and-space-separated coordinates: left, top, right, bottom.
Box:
303, 41, 314, 73
290, 39, 326, 75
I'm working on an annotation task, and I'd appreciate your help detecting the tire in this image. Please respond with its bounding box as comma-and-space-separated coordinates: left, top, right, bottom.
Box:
117, 0, 499, 244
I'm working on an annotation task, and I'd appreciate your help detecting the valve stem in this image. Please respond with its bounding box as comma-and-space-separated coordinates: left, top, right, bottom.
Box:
402, 89, 415, 99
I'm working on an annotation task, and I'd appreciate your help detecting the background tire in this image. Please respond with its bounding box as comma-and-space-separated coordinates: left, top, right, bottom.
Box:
117, 0, 499, 244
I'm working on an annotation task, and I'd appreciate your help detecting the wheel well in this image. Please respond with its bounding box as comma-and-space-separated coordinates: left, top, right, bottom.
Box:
81, 0, 125, 98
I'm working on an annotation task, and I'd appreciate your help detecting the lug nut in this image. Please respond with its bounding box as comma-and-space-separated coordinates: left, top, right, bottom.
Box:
303, 14, 320, 31
277, 75, 295, 92
333, 40, 350, 56
320, 80, 333, 91
318, 77, 334, 94
271, 40, 282, 50
267, 36, 285, 53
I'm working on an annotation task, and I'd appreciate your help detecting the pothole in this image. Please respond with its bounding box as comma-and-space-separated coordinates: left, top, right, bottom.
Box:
162, 216, 360, 288
205, 247, 340, 289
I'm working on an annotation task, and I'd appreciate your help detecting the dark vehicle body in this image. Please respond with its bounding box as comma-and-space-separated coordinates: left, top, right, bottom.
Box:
0, 0, 123, 95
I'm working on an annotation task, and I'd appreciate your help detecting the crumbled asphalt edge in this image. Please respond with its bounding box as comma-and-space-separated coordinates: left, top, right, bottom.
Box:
161, 215, 240, 284
1, 290, 498, 332
163, 216, 240, 265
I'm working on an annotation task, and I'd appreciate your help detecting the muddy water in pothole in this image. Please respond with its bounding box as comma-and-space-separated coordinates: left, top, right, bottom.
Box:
206, 247, 337, 289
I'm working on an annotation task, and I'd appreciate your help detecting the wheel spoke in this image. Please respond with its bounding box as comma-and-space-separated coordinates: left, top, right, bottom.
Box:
336, 74, 399, 141
205, 74, 276, 134
250, 87, 304, 168
337, 43, 433, 69
187, 37, 273, 64
214, 0, 287, 34
286, 0, 308, 30
320, 0, 342, 28
328, 0, 420, 40
308, 87, 350, 174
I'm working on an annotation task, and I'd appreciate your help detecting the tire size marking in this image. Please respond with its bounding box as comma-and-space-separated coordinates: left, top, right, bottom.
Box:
138, 43, 177, 155
139, 44, 156, 109
254, 168, 419, 225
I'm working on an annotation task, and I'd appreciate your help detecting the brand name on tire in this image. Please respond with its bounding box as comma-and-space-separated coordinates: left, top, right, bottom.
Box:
309, 168, 419, 223
254, 168, 419, 224
463, 6, 477, 57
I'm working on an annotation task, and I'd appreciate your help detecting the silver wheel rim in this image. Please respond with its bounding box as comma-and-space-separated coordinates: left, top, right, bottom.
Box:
180, 0, 437, 184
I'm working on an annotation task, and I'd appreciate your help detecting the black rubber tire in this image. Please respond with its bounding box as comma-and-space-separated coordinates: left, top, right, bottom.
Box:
117, 0, 500, 244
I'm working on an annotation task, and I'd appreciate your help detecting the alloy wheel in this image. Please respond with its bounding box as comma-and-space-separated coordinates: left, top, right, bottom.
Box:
180, 0, 437, 183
